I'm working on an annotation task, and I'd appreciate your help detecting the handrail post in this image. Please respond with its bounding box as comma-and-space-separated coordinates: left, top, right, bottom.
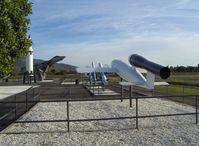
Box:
98, 85, 99, 95
69, 87, 71, 99
153, 88, 155, 96
196, 96, 198, 124
121, 85, 123, 102
130, 86, 132, 107
136, 97, 138, 129
38, 87, 41, 101
26, 90, 28, 111
14, 95, 17, 120
33, 87, 35, 98
93, 83, 94, 93
166, 85, 169, 96
67, 101, 70, 132
182, 86, 185, 103
32, 87, 34, 105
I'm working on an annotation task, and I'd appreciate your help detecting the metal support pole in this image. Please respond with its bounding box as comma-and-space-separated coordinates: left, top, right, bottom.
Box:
182, 86, 185, 103
23, 72, 26, 84
136, 98, 138, 129
152, 89, 155, 96
39, 87, 41, 101
30, 76, 32, 85
196, 96, 198, 124
67, 101, 70, 132
33, 87, 36, 105
69, 87, 71, 100
130, 86, 132, 107
98, 85, 99, 95
166, 85, 168, 96
93, 83, 94, 93
14, 95, 17, 120
33, 88, 35, 98
26, 90, 28, 111
121, 85, 123, 102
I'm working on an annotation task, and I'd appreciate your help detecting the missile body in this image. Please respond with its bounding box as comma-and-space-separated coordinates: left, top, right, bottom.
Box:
91, 62, 97, 82
98, 63, 107, 83
26, 45, 34, 76
129, 54, 170, 79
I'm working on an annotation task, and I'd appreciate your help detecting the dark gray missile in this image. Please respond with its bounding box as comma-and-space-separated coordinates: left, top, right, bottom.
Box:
129, 54, 170, 79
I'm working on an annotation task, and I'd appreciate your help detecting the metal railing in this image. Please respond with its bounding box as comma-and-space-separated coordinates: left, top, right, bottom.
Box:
0, 86, 40, 131
0, 84, 198, 133
1, 94, 197, 132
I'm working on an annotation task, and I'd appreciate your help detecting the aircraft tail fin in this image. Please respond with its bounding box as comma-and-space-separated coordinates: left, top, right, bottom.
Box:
146, 71, 155, 89
146, 71, 169, 89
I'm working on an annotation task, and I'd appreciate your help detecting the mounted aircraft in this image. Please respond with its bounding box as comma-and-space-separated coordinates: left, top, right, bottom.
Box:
83, 54, 170, 89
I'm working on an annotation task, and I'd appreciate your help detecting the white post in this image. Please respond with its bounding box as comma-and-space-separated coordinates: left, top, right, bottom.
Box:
25, 44, 34, 83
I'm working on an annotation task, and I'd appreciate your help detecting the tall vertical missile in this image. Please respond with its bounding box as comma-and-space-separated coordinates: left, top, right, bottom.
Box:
26, 45, 34, 76
98, 63, 107, 83
91, 62, 97, 81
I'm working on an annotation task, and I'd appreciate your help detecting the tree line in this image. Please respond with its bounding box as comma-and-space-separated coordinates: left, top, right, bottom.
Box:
170, 66, 199, 72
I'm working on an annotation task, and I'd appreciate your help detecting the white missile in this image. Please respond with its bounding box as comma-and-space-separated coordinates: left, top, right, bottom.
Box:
92, 62, 95, 68
98, 63, 107, 83
26, 45, 34, 76
90, 62, 97, 82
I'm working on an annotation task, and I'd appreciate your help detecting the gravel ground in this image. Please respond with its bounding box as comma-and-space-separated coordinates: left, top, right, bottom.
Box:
0, 98, 199, 146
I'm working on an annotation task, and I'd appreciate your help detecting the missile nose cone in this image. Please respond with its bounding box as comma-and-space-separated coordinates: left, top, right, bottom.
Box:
129, 54, 146, 66
28, 46, 33, 52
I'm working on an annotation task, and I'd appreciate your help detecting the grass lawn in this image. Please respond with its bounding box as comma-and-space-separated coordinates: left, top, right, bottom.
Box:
155, 85, 199, 95
156, 72, 199, 86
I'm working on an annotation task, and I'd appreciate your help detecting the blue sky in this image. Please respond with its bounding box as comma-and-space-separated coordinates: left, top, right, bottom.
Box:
29, 0, 199, 68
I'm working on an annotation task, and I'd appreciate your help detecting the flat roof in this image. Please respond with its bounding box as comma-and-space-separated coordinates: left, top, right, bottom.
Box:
0, 85, 39, 100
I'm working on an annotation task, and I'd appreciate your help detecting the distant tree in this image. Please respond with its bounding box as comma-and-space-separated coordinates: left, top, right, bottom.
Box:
0, 0, 32, 78
169, 66, 174, 72
171, 65, 198, 72
50, 69, 56, 74
56, 70, 65, 75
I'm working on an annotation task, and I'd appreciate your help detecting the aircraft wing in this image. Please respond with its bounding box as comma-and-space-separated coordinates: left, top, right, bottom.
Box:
93, 67, 116, 73
77, 67, 115, 73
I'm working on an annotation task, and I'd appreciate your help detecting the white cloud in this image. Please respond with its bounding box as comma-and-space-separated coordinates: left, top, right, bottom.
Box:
29, 0, 199, 67
34, 33, 199, 68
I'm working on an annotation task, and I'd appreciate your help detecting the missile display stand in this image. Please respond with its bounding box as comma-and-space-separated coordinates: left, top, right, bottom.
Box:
23, 71, 36, 84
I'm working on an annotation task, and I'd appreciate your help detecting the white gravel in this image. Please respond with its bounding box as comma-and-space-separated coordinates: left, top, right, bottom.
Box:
0, 98, 199, 146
